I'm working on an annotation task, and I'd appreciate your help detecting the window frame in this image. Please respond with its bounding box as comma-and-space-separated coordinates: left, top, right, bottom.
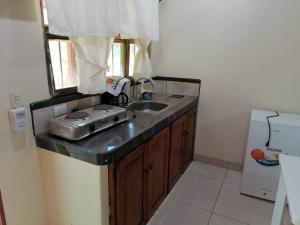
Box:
42, 32, 138, 97
43, 31, 78, 96
40, 0, 78, 97
108, 37, 127, 78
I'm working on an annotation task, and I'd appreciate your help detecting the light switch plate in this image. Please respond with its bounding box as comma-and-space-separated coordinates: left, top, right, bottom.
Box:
10, 90, 23, 109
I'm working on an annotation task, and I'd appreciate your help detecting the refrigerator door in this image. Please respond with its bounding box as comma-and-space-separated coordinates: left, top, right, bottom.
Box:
240, 110, 300, 201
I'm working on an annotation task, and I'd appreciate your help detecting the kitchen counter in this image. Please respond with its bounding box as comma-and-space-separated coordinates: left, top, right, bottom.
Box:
35, 95, 199, 165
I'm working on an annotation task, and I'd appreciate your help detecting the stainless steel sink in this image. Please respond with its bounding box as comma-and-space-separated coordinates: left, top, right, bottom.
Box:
129, 101, 168, 112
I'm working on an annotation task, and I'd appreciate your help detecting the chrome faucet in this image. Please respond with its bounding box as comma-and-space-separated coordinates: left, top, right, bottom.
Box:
130, 78, 155, 104
135, 78, 154, 88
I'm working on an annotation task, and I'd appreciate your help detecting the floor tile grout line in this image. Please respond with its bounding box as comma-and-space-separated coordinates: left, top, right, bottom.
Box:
169, 169, 215, 214
222, 169, 243, 186
213, 212, 250, 225
187, 170, 226, 182
209, 169, 250, 225
207, 168, 228, 225
190, 162, 243, 186
171, 198, 213, 214
186, 162, 246, 224
171, 167, 226, 215
188, 161, 228, 181
223, 181, 241, 186
148, 162, 242, 225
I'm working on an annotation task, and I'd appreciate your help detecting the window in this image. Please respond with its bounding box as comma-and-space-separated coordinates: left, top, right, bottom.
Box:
40, 1, 140, 96
48, 39, 77, 90
107, 40, 126, 77
129, 42, 139, 77
41, 0, 78, 96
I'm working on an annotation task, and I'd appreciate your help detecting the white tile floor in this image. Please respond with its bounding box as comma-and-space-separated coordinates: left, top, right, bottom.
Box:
147, 161, 292, 225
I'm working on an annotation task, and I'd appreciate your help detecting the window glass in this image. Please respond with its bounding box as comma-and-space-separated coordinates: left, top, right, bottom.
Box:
129, 43, 138, 76
49, 39, 77, 90
107, 42, 125, 77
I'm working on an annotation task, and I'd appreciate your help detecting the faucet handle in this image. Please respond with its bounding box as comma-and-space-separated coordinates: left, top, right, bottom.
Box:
135, 78, 154, 88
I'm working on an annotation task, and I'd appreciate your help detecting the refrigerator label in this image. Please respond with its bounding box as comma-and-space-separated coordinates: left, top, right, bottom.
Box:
251, 148, 280, 167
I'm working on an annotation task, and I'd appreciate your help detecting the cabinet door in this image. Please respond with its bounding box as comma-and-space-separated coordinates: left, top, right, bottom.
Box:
146, 127, 170, 217
116, 144, 147, 225
0, 192, 6, 225
183, 108, 197, 171
169, 116, 185, 190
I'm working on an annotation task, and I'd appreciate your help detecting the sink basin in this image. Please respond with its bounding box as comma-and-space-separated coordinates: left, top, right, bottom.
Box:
129, 101, 168, 112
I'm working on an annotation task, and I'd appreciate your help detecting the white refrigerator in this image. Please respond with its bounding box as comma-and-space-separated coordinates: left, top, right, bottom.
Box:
240, 109, 300, 201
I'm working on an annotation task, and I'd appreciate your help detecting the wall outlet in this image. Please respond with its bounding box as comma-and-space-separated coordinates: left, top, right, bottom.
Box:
54, 104, 67, 117
8, 107, 26, 132
91, 96, 100, 106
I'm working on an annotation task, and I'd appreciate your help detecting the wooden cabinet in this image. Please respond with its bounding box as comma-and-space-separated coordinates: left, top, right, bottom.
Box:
115, 144, 148, 225
110, 127, 170, 225
182, 108, 197, 171
109, 107, 197, 225
168, 107, 197, 190
168, 116, 185, 189
145, 127, 169, 217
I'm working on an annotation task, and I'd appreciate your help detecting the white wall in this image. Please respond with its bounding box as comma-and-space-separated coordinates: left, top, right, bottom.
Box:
151, 0, 300, 164
38, 150, 109, 225
0, 0, 49, 224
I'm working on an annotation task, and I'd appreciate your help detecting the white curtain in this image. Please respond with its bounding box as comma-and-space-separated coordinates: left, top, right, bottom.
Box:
46, 0, 159, 41
70, 37, 114, 94
45, 0, 116, 37
133, 39, 152, 80
118, 0, 159, 41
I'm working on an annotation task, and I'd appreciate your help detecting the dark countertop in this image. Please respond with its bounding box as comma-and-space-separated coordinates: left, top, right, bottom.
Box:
35, 95, 199, 165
